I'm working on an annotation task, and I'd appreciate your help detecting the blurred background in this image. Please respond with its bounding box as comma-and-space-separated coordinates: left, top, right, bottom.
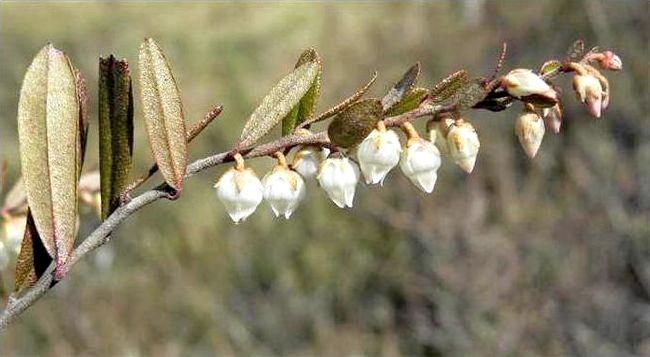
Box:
0, 1, 648, 356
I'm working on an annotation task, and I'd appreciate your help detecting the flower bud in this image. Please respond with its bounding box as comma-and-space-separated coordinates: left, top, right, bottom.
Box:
291, 145, 327, 179
317, 157, 360, 208
600, 51, 622, 71
502, 69, 558, 103
515, 110, 545, 158
214, 167, 263, 223
400, 138, 441, 193
542, 103, 563, 134
572, 74, 603, 118
357, 127, 401, 185
262, 165, 305, 219
428, 118, 453, 155
447, 120, 480, 173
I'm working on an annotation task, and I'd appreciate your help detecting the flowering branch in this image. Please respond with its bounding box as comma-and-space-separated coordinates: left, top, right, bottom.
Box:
0, 39, 622, 332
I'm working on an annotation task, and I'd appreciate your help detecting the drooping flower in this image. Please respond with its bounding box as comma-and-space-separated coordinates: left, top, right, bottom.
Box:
515, 108, 545, 158
357, 124, 401, 185
428, 117, 453, 155
214, 161, 263, 223
400, 137, 441, 193
291, 145, 327, 179
317, 156, 360, 208
2, 213, 26, 254
572, 74, 603, 118
447, 120, 480, 173
501, 68, 558, 105
542, 103, 563, 134
262, 165, 305, 219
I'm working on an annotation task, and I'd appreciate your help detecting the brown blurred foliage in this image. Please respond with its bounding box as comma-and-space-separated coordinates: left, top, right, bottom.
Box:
0, 1, 648, 356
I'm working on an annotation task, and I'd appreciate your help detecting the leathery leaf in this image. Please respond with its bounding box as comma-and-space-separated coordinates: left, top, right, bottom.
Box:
99, 55, 134, 218
139, 38, 188, 191
239, 60, 319, 147
16, 44, 81, 273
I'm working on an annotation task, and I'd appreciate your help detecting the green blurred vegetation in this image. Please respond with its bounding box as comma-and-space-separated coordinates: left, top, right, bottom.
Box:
0, 1, 648, 356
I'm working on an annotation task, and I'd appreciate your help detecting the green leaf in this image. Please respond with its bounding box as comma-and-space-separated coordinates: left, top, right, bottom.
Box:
16, 44, 81, 273
13, 210, 52, 294
282, 48, 322, 135
385, 87, 428, 116
430, 70, 470, 106
328, 99, 383, 148
99, 55, 134, 219
240, 60, 319, 147
381, 62, 420, 111
139, 38, 188, 191
540, 60, 562, 76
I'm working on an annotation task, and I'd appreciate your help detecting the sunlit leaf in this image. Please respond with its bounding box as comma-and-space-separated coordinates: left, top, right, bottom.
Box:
282, 48, 322, 135
328, 99, 383, 148
99, 55, 134, 218
16, 44, 81, 273
139, 38, 188, 191
382, 62, 420, 111
239, 60, 319, 147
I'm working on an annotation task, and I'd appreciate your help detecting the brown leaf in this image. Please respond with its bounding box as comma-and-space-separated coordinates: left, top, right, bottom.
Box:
13, 210, 52, 294
328, 99, 383, 148
16, 44, 81, 273
139, 38, 188, 191
100, 55, 134, 218
305, 71, 378, 127
430, 70, 470, 106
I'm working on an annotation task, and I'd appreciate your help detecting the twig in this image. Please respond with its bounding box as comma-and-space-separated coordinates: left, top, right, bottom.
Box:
121, 104, 223, 200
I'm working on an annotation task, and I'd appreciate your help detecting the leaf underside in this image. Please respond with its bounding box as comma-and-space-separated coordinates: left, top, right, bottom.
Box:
139, 38, 188, 191
99, 55, 134, 219
240, 60, 319, 147
430, 70, 470, 106
16, 44, 81, 269
282, 48, 322, 136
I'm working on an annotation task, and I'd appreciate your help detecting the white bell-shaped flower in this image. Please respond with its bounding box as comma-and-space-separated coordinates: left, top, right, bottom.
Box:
317, 157, 360, 208
262, 165, 305, 219
515, 109, 545, 158
447, 120, 480, 173
502, 68, 557, 102
214, 166, 263, 223
291, 145, 327, 179
357, 126, 401, 185
400, 138, 442, 193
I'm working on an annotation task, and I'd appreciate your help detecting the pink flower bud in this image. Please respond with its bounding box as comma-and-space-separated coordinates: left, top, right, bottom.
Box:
572, 74, 603, 118
600, 51, 622, 71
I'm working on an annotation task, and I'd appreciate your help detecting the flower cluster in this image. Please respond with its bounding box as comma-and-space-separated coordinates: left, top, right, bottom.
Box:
210, 47, 622, 223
